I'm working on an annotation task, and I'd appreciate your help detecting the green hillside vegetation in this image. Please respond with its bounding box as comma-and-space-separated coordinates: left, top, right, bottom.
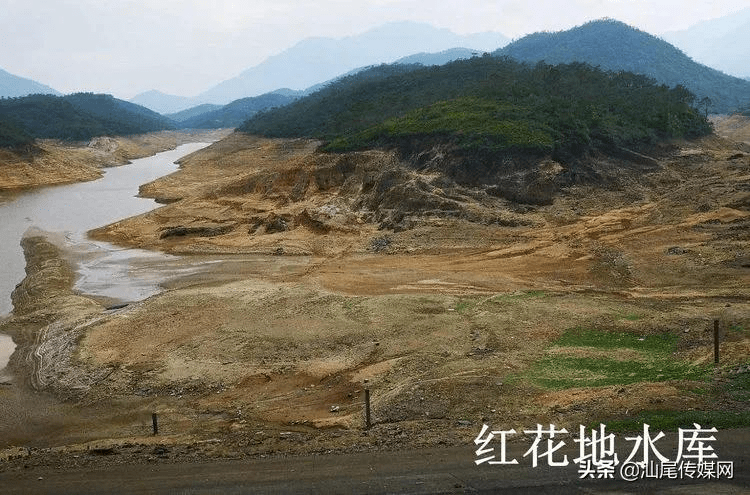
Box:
240, 56, 711, 164
395, 47, 479, 66
496, 19, 750, 114
177, 92, 297, 129
0, 119, 34, 148
333, 96, 556, 154
166, 104, 223, 123
0, 93, 175, 147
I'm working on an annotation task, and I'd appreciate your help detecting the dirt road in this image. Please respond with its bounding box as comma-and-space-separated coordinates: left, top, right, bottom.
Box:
2, 428, 749, 494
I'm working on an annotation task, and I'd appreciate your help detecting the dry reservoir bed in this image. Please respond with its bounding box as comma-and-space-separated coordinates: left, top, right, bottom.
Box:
1, 130, 750, 467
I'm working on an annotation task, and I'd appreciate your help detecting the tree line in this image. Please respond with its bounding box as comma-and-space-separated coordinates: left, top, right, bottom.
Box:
240, 56, 713, 164
0, 93, 174, 149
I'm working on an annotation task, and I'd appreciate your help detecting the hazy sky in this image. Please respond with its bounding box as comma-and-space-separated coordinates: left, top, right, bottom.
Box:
1, 0, 747, 99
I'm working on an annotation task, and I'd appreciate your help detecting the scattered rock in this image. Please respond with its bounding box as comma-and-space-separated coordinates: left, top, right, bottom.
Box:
152, 446, 170, 457
265, 215, 289, 234
296, 210, 332, 233
370, 236, 391, 253
88, 447, 117, 456
665, 246, 687, 255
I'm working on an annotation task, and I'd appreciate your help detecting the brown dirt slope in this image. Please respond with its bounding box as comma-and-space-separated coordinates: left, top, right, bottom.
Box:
713, 114, 750, 145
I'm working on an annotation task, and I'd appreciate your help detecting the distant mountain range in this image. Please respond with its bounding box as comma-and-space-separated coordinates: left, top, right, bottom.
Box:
4, 17, 750, 149
173, 92, 299, 129
662, 8, 750, 80
166, 104, 223, 122
157, 50, 487, 128
495, 19, 750, 113
157, 49, 482, 128
135, 49, 491, 121
141, 18, 750, 130
394, 48, 481, 66
131, 22, 509, 113
196, 22, 509, 105
128, 90, 196, 116
0, 68, 60, 98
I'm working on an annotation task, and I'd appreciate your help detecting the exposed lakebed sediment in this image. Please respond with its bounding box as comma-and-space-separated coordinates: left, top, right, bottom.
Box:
1, 129, 749, 463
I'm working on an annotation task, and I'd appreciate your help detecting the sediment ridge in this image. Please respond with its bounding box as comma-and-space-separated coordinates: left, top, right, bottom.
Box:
3, 234, 104, 393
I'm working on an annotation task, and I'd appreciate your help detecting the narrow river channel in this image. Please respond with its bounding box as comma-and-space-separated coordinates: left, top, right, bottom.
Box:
0, 142, 212, 375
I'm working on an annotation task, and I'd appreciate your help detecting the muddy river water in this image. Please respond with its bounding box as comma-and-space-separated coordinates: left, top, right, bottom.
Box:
0, 142, 212, 375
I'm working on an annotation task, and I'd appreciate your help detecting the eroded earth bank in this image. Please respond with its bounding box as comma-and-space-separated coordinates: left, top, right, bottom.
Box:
0, 129, 230, 192
1, 121, 750, 468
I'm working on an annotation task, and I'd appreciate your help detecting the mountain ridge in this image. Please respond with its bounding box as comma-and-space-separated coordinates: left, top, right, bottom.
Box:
131, 21, 510, 113
129, 90, 196, 115
197, 21, 509, 105
495, 19, 750, 113
662, 8, 750, 79
0, 93, 175, 147
0, 68, 61, 98
135, 48, 499, 123
175, 92, 299, 129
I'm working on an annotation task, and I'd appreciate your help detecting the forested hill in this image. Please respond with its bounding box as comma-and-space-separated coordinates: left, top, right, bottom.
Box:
176, 92, 298, 129
239, 63, 420, 138
239, 56, 711, 165
0, 93, 175, 148
495, 19, 750, 114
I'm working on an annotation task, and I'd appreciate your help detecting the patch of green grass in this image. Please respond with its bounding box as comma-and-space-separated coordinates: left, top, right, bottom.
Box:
530, 355, 708, 389
454, 301, 473, 314
728, 324, 746, 334
616, 312, 642, 321
525, 328, 711, 390
725, 369, 750, 402
553, 328, 677, 354
690, 385, 710, 397
603, 410, 750, 433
